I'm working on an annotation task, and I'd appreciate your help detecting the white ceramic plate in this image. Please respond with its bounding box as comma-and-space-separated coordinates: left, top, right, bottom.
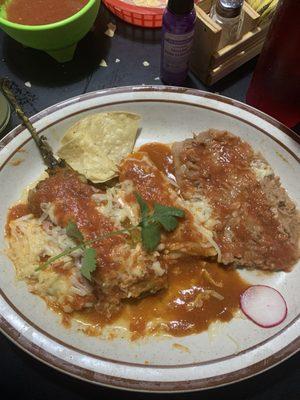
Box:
0, 86, 299, 392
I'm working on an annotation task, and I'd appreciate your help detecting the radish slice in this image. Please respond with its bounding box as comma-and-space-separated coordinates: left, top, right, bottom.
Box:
240, 285, 287, 328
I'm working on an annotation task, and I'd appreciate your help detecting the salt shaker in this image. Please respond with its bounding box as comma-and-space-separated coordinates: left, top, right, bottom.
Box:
210, 0, 244, 48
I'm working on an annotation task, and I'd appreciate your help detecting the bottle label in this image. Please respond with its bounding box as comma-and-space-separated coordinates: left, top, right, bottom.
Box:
162, 31, 194, 74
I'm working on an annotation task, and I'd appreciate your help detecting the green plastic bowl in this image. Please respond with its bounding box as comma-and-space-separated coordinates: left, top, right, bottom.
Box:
0, 0, 101, 62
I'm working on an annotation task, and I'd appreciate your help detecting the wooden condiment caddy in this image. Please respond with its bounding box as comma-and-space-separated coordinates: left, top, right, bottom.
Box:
191, 0, 271, 85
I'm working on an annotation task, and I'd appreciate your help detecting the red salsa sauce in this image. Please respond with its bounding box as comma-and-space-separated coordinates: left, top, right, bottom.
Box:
6, 203, 29, 235
28, 168, 125, 277
139, 142, 176, 181
119, 144, 205, 244
5, 0, 89, 26
120, 152, 174, 207
177, 132, 297, 269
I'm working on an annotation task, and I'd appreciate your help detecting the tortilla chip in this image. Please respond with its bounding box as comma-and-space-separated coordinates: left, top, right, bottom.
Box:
57, 112, 140, 183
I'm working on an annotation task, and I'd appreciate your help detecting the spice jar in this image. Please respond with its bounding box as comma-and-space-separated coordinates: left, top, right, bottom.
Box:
210, 0, 244, 48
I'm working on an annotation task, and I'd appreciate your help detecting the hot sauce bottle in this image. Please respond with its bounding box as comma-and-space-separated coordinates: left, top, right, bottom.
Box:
160, 0, 196, 85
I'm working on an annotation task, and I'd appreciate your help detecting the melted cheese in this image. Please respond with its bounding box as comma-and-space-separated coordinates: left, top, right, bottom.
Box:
251, 159, 274, 181
6, 215, 94, 312
180, 197, 221, 261
93, 180, 139, 228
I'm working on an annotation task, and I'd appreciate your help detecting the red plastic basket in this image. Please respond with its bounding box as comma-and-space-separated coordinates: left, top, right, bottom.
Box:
103, 0, 166, 28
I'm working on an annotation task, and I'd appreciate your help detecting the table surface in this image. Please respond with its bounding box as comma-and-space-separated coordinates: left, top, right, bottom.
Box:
0, 4, 299, 399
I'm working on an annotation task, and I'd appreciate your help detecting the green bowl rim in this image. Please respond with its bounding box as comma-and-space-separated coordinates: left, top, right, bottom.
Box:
0, 0, 97, 31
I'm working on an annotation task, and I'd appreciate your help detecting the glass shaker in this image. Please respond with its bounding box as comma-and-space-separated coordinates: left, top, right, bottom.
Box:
210, 0, 244, 48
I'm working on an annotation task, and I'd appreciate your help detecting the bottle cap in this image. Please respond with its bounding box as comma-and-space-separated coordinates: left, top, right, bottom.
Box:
167, 0, 195, 15
216, 0, 243, 18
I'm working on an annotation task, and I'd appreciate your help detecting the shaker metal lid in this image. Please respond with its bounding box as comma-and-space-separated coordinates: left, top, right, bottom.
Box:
216, 0, 244, 18
167, 0, 194, 15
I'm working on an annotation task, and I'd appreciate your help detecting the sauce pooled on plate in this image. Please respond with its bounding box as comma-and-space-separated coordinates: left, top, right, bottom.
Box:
74, 259, 248, 339
5, 0, 89, 25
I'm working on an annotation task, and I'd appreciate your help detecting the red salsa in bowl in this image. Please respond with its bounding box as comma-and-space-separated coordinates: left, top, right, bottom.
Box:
3, 0, 89, 25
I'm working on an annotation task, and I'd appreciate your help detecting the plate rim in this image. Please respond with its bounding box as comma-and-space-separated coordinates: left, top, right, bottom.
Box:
1, 85, 299, 148
0, 85, 299, 392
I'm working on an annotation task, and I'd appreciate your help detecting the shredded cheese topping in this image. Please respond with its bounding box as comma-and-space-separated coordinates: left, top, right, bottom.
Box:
6, 215, 94, 312
251, 159, 274, 181
179, 196, 222, 261
92, 180, 139, 228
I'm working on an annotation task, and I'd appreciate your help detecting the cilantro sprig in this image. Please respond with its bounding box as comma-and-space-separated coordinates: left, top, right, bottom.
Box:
38, 193, 184, 280
36, 225, 132, 279
80, 247, 97, 281
136, 193, 185, 251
